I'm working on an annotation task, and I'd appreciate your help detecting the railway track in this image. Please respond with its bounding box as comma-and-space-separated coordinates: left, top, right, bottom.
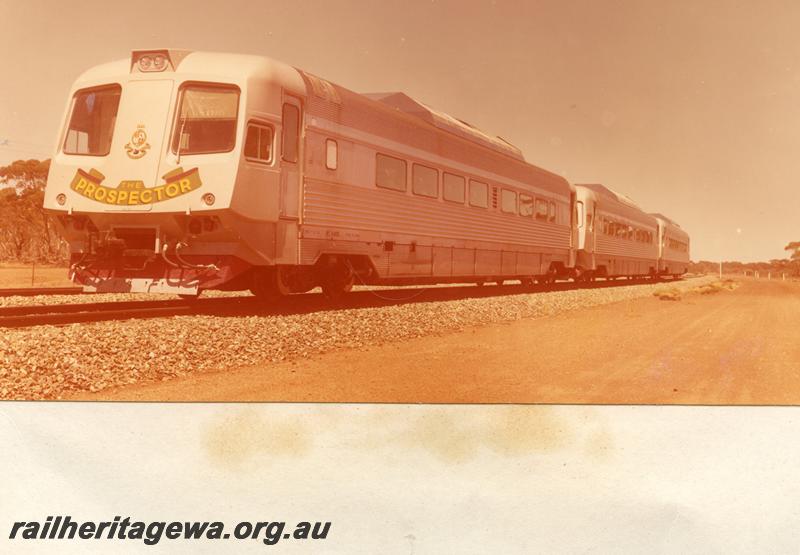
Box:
0, 276, 681, 329
0, 286, 84, 297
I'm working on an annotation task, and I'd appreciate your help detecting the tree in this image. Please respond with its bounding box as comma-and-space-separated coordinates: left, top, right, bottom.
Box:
0, 158, 67, 263
784, 242, 800, 276
0, 159, 50, 192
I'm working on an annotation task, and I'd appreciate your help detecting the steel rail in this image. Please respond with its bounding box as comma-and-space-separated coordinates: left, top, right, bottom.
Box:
0, 276, 682, 329
0, 286, 84, 297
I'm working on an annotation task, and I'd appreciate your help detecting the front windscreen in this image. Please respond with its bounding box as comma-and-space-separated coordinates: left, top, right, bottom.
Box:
171, 84, 239, 155
63, 85, 122, 156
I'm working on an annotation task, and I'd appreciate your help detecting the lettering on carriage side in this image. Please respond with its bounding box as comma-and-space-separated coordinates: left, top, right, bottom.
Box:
69, 167, 203, 205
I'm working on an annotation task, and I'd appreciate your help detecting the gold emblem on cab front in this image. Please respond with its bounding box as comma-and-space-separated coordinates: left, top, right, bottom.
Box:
124, 125, 151, 159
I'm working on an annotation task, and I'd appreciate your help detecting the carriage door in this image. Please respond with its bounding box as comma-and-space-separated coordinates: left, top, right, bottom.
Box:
279, 95, 303, 220
590, 202, 597, 251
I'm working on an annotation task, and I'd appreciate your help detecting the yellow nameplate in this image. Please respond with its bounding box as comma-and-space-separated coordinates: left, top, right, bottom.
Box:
69, 167, 202, 205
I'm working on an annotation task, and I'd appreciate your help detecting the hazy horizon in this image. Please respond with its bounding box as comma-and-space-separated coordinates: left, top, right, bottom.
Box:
2, 0, 798, 263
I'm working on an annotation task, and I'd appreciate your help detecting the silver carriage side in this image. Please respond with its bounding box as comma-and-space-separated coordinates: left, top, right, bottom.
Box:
573, 184, 659, 280
651, 213, 690, 277
294, 85, 576, 294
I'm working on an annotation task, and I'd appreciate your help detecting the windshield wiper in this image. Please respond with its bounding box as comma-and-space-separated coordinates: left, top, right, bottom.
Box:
176, 118, 187, 164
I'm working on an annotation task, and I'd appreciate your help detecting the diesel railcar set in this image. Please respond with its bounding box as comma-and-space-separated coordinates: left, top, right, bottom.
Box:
42, 49, 690, 299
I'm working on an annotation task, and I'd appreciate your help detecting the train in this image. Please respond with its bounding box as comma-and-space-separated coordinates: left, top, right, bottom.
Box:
42, 48, 690, 299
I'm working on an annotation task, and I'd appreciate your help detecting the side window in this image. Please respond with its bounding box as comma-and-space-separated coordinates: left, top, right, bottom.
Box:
469, 179, 489, 208
412, 163, 438, 198
548, 201, 556, 222
519, 194, 534, 217
325, 139, 338, 170
281, 103, 300, 163
535, 198, 548, 221
376, 153, 406, 191
443, 172, 465, 203
243, 122, 274, 163
501, 189, 517, 214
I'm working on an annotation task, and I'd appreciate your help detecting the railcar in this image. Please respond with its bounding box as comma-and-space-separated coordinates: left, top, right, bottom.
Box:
43, 49, 576, 298
651, 213, 690, 277
573, 184, 659, 280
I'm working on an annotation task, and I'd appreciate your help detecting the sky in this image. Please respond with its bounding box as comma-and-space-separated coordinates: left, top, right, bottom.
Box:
1, 0, 799, 262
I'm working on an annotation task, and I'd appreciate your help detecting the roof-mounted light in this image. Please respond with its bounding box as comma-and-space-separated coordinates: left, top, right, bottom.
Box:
131, 49, 192, 74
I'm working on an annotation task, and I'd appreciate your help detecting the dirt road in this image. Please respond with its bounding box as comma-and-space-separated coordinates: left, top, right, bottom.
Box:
77, 279, 800, 404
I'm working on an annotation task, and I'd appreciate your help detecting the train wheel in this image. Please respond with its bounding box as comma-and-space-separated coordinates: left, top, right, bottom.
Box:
321, 263, 354, 302
495, 279, 505, 286
520, 277, 534, 287
250, 267, 289, 302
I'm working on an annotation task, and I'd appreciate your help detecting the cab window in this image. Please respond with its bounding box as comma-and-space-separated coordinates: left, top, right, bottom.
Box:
63, 85, 122, 156
171, 84, 239, 155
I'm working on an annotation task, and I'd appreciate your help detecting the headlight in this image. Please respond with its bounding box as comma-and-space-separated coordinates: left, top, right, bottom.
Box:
138, 56, 153, 71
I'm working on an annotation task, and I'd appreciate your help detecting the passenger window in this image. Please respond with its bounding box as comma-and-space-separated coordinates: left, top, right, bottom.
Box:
501, 189, 517, 214
326, 139, 338, 170
443, 172, 466, 203
281, 103, 300, 163
535, 198, 548, 221
376, 153, 407, 191
469, 179, 489, 208
412, 163, 438, 198
519, 194, 534, 217
548, 201, 556, 222
244, 123, 274, 163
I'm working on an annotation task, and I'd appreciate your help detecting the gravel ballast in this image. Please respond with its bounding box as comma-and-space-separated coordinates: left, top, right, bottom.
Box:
0, 276, 715, 400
